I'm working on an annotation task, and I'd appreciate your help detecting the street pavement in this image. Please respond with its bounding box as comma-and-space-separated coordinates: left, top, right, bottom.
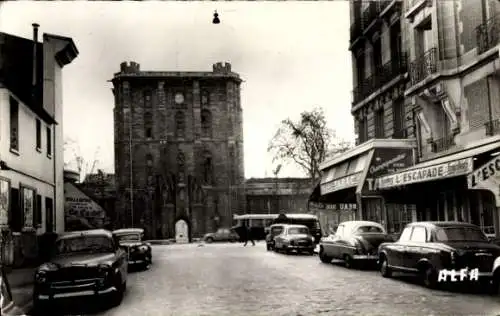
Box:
39, 242, 500, 316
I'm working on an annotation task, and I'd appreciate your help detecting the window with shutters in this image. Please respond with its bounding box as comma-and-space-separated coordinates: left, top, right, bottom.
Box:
10, 96, 19, 152
201, 109, 212, 138
35, 194, 42, 228
45, 197, 54, 233
175, 111, 186, 138
46, 127, 52, 157
20, 185, 35, 229
36, 119, 42, 151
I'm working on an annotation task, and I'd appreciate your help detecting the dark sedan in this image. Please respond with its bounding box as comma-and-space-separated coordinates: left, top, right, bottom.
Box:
318, 221, 392, 269
378, 222, 500, 290
33, 229, 128, 311
113, 228, 152, 269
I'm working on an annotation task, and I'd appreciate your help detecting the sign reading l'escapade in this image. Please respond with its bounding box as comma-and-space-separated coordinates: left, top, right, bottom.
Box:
467, 156, 500, 188
375, 158, 473, 189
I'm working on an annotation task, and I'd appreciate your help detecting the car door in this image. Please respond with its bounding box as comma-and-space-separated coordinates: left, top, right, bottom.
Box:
328, 224, 345, 259
387, 226, 413, 268
404, 225, 427, 270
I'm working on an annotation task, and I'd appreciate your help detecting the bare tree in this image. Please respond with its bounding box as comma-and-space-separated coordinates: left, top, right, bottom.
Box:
267, 107, 352, 183
64, 138, 101, 183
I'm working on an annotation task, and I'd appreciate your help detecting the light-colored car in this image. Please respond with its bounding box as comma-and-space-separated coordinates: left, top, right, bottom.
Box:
265, 224, 286, 251
273, 224, 315, 255
203, 228, 240, 243
319, 221, 391, 269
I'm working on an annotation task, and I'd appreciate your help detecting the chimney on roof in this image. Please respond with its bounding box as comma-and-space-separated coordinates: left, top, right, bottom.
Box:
32, 23, 39, 104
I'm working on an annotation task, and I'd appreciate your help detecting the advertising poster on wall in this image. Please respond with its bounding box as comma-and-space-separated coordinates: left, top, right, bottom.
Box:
363, 148, 414, 194
64, 182, 106, 231
0, 179, 9, 227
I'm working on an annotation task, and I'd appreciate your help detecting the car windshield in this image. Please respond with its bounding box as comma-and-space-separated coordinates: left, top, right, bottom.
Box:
54, 236, 115, 255
288, 227, 309, 235
355, 226, 384, 234
435, 227, 488, 242
117, 233, 141, 242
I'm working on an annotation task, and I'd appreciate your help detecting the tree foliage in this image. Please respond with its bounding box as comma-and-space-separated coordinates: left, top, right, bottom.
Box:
267, 107, 352, 182
64, 138, 100, 183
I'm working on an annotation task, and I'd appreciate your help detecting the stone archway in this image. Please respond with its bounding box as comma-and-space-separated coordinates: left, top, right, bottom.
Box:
175, 218, 189, 243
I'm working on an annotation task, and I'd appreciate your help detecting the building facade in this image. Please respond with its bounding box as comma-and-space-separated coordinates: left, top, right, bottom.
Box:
245, 177, 312, 215
112, 61, 245, 240
313, 0, 500, 239
0, 24, 78, 266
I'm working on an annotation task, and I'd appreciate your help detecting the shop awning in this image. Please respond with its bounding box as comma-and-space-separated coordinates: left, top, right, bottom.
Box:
320, 152, 370, 195
375, 141, 500, 190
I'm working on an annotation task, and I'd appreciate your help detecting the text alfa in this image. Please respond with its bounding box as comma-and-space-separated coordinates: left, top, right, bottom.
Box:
437, 268, 479, 282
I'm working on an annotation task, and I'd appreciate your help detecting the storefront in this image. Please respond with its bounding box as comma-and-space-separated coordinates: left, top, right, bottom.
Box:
374, 140, 500, 238
308, 201, 357, 235
309, 139, 416, 232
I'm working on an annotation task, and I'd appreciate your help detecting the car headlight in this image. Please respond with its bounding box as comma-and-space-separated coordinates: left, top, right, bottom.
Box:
97, 263, 111, 278
139, 245, 148, 252
35, 271, 47, 284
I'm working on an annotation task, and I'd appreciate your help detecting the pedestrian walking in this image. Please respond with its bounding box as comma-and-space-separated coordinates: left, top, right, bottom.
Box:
243, 223, 255, 246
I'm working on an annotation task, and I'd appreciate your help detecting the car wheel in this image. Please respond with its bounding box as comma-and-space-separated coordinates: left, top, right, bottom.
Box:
110, 277, 125, 307
343, 254, 354, 269
379, 256, 392, 278
319, 247, 332, 263
205, 237, 214, 243
421, 265, 438, 289
489, 270, 500, 295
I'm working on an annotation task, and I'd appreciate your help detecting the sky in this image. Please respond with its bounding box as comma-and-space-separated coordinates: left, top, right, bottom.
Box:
0, 1, 354, 179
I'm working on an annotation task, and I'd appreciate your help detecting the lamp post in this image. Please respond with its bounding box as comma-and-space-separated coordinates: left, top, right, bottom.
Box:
272, 164, 282, 214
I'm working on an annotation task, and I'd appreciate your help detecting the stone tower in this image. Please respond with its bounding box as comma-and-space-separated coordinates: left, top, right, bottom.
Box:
111, 61, 245, 240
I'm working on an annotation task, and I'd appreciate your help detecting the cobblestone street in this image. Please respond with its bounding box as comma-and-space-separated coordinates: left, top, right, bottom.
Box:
55, 242, 498, 316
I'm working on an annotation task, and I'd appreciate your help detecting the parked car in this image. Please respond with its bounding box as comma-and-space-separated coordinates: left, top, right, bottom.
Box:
113, 228, 152, 270
265, 224, 286, 251
378, 221, 500, 290
203, 228, 240, 243
1, 264, 27, 316
33, 229, 128, 311
318, 221, 391, 269
272, 213, 323, 244
273, 224, 315, 255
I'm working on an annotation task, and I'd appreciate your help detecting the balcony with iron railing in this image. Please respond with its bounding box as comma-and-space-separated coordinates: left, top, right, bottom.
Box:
476, 15, 500, 55
352, 53, 408, 104
431, 134, 455, 153
409, 47, 438, 87
361, 2, 381, 30
485, 119, 500, 136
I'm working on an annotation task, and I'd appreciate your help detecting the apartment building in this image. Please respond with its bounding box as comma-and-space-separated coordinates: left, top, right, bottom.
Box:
312, 0, 500, 238
0, 24, 78, 266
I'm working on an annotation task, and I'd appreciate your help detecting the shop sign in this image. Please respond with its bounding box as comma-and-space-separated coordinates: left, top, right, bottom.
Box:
375, 158, 473, 190
309, 201, 357, 211
320, 172, 362, 195
467, 156, 500, 207
364, 148, 414, 192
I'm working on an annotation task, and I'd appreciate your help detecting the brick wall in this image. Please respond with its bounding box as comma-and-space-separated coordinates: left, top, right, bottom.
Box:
113, 63, 244, 239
